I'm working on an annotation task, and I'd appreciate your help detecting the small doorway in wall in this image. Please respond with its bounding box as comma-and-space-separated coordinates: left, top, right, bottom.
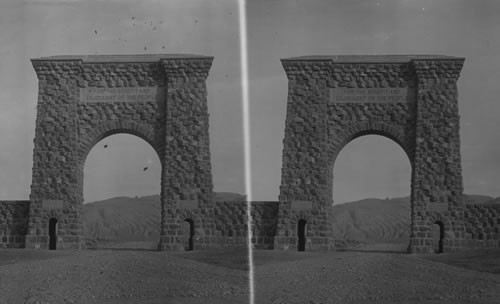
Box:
49, 218, 58, 250
297, 219, 307, 252
183, 219, 194, 251
432, 221, 444, 254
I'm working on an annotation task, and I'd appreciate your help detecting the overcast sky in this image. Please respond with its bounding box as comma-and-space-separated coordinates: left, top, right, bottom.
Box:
247, 0, 500, 203
0, 0, 499, 204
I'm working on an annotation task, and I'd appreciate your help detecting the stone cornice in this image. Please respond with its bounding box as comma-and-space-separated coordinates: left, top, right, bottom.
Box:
31, 54, 212, 63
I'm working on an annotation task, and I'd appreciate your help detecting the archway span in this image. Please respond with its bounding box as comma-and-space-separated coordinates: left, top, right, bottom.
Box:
82, 133, 162, 249
332, 134, 412, 204
79, 120, 164, 165
74, 120, 164, 205
331, 121, 414, 169
83, 133, 162, 203
331, 134, 412, 252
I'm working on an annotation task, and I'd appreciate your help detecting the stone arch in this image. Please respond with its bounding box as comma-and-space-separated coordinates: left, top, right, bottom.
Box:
329, 123, 413, 250
43, 209, 64, 221
427, 212, 452, 225
26, 54, 216, 251
329, 120, 413, 208
427, 212, 453, 253
78, 119, 164, 165
36, 209, 64, 250
38, 209, 77, 250
75, 120, 164, 208
177, 210, 202, 234
276, 55, 466, 253
284, 212, 313, 251
331, 121, 414, 169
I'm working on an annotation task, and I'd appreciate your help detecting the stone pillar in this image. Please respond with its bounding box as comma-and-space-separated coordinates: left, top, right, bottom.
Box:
158, 57, 217, 251
410, 58, 466, 253
275, 59, 335, 251
27, 59, 84, 249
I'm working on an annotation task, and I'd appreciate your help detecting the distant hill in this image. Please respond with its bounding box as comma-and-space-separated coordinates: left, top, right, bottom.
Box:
330, 195, 500, 245
462, 194, 495, 205
213, 192, 247, 202
84, 195, 160, 243
83, 193, 499, 246
331, 197, 411, 244
82, 192, 246, 243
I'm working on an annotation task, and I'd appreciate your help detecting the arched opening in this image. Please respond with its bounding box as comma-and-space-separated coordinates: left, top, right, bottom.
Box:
297, 219, 307, 252
83, 134, 161, 250
332, 135, 411, 252
432, 221, 444, 254
183, 219, 195, 251
48, 218, 58, 250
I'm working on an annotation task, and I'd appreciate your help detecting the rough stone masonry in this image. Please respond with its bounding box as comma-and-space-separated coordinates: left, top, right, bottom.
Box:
275, 55, 499, 253
0, 54, 499, 252
27, 54, 216, 250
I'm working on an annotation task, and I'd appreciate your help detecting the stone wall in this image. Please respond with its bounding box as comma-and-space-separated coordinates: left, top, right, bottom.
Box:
2, 199, 498, 251
464, 204, 500, 248
214, 201, 247, 247
0, 199, 279, 250
250, 201, 279, 248
214, 201, 279, 249
0, 201, 30, 248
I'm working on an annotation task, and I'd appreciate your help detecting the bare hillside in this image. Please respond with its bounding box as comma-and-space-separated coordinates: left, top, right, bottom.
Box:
83, 193, 498, 246
84, 195, 160, 243
83, 192, 246, 244
331, 197, 411, 244
331, 194, 498, 245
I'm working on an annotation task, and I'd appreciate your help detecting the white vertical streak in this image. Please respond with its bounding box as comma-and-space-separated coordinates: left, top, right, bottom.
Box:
238, 0, 254, 303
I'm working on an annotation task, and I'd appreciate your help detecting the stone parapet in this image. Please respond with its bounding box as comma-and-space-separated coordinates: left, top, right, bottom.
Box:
464, 204, 500, 248
0, 201, 30, 248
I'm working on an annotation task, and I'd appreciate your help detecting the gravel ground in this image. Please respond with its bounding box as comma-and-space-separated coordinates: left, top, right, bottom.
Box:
1, 247, 499, 304
0, 249, 249, 304
253, 249, 500, 304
